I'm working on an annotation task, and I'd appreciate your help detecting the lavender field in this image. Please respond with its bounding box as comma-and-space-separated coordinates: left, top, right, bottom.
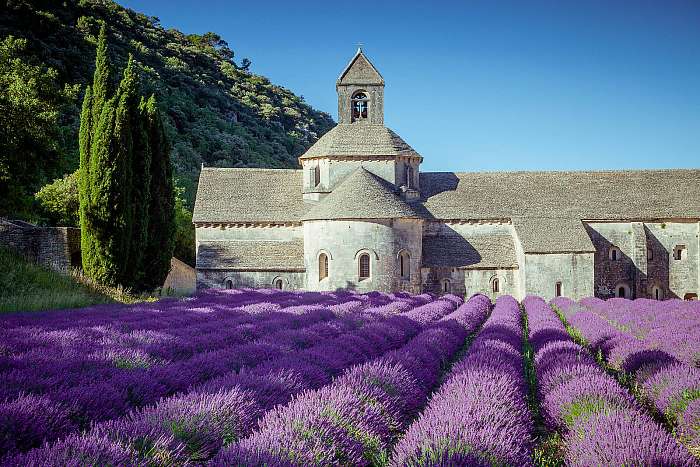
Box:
1, 290, 698, 466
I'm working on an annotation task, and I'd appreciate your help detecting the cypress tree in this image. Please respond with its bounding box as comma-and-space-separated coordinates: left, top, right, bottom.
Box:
118, 57, 151, 289
78, 25, 175, 291
78, 85, 94, 273
86, 93, 118, 284
79, 23, 112, 280
141, 95, 175, 290
91, 24, 110, 123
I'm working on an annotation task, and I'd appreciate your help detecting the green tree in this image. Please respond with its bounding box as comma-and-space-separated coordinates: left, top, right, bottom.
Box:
173, 184, 195, 267
141, 95, 176, 289
0, 35, 78, 218
35, 172, 79, 226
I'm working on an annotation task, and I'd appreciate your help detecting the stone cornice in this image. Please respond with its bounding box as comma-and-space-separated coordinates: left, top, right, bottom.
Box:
194, 222, 302, 228
299, 154, 423, 164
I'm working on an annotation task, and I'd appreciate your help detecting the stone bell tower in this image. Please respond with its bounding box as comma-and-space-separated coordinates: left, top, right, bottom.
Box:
336, 48, 384, 125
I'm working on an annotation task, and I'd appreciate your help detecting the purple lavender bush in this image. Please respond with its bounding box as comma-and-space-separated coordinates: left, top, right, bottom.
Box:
531, 296, 696, 465
554, 297, 700, 458
214, 294, 490, 466
391, 295, 533, 467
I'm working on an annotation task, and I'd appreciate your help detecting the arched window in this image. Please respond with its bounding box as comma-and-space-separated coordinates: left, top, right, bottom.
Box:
314, 165, 321, 187
351, 91, 368, 121
225, 279, 233, 289
651, 285, 663, 300
399, 251, 410, 280
274, 278, 284, 290
440, 279, 451, 294
609, 246, 620, 261
555, 281, 562, 297
359, 253, 370, 280
319, 253, 328, 281
492, 277, 500, 293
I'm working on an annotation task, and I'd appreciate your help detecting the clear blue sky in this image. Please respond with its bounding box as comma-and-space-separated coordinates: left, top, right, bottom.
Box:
117, 0, 699, 173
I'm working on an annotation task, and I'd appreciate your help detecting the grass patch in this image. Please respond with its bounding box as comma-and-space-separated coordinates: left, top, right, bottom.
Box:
0, 245, 149, 313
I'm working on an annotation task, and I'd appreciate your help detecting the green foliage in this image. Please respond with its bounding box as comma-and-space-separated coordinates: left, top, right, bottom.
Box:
0, 35, 79, 218
79, 31, 176, 291
173, 184, 195, 267
1, 0, 334, 210
34, 172, 80, 226
142, 95, 177, 287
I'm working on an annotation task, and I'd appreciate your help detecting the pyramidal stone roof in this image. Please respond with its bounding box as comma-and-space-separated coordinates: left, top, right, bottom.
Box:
299, 124, 421, 160
302, 167, 422, 221
337, 48, 384, 85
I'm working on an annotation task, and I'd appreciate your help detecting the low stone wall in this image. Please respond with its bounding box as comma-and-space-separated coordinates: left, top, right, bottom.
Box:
0, 219, 80, 273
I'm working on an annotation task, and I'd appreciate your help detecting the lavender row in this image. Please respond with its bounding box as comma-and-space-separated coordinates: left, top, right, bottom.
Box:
5, 295, 457, 465
527, 296, 695, 465
0, 300, 393, 457
554, 297, 700, 457
0, 289, 425, 359
391, 295, 533, 466
0, 303, 347, 401
1, 290, 423, 401
213, 293, 491, 466
580, 297, 700, 367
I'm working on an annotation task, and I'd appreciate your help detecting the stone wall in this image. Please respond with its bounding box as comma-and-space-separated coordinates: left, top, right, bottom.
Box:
303, 218, 423, 293
586, 221, 699, 299
197, 269, 306, 290
522, 252, 594, 301
0, 219, 80, 273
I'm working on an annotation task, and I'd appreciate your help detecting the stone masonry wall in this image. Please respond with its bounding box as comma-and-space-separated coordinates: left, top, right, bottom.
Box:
304, 218, 423, 293
0, 219, 80, 273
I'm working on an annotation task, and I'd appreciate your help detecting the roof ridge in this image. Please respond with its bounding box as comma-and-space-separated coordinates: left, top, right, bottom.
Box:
422, 168, 700, 176
201, 167, 302, 172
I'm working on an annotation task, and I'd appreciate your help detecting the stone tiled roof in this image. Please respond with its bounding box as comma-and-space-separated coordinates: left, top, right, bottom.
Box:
299, 124, 420, 160
193, 168, 306, 223
513, 217, 595, 253
303, 168, 423, 221
196, 240, 305, 271
337, 49, 384, 85
422, 233, 518, 269
420, 169, 700, 220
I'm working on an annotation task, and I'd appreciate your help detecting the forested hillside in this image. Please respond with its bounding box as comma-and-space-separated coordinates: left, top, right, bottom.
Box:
0, 0, 334, 214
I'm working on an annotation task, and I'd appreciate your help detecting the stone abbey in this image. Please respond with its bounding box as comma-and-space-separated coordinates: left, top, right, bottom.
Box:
193, 49, 700, 300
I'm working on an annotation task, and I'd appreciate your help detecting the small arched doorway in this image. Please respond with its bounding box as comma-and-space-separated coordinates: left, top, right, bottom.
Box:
615, 283, 630, 298
224, 279, 233, 289
273, 278, 284, 290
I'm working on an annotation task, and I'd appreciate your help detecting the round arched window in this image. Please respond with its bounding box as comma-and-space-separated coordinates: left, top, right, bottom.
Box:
319, 253, 329, 281
352, 91, 368, 121
358, 253, 370, 280
224, 279, 233, 289
274, 278, 284, 290
440, 279, 451, 294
